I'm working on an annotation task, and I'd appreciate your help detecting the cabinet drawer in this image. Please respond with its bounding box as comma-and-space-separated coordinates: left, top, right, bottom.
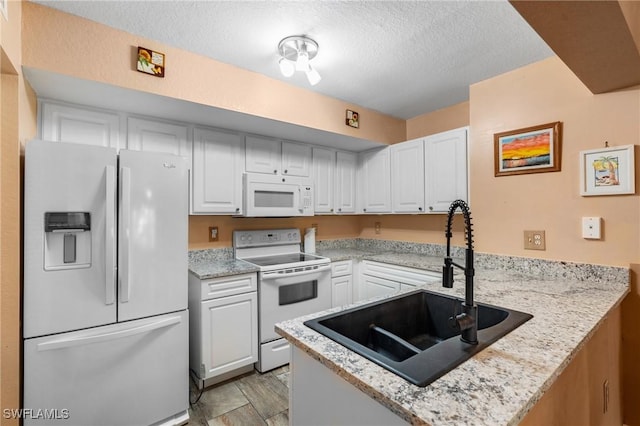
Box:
361, 261, 440, 287
201, 273, 257, 301
331, 260, 353, 277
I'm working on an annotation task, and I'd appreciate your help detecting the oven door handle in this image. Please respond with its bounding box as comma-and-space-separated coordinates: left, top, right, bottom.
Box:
261, 264, 331, 280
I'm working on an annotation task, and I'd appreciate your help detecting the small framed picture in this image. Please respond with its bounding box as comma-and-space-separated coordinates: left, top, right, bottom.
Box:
346, 110, 359, 128
1, 0, 8, 20
137, 46, 165, 78
494, 122, 562, 177
580, 145, 635, 196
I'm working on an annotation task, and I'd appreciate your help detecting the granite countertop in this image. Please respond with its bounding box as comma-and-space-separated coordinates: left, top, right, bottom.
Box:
275, 266, 629, 425
188, 258, 259, 280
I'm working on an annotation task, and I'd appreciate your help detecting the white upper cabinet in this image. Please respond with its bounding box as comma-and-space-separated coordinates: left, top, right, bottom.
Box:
282, 142, 312, 176
127, 117, 191, 166
359, 147, 391, 213
40, 101, 122, 149
192, 127, 245, 215
245, 135, 281, 174
313, 147, 335, 214
390, 138, 425, 213
245, 137, 312, 176
335, 151, 357, 214
424, 127, 468, 212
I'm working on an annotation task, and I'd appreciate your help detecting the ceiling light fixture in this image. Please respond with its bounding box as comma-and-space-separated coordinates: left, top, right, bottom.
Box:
278, 35, 321, 86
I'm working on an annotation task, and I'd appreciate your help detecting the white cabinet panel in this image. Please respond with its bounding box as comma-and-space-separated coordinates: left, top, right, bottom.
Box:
41, 101, 121, 149
200, 292, 258, 379
313, 147, 335, 213
391, 139, 425, 213
425, 127, 468, 213
332, 275, 353, 308
245, 135, 281, 174
361, 275, 399, 300
335, 151, 357, 214
127, 117, 191, 164
282, 141, 311, 176
192, 127, 244, 214
331, 260, 354, 308
188, 272, 258, 383
359, 147, 391, 213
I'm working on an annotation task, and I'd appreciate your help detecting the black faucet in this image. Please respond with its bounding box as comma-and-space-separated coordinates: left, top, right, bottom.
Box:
442, 199, 478, 345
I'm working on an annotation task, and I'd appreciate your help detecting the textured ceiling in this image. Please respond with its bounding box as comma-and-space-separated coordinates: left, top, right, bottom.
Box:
31, 0, 553, 120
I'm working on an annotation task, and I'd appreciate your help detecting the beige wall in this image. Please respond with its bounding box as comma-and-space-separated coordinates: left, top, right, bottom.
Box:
470, 57, 639, 267
21, 2, 405, 145
189, 215, 361, 250
405, 101, 470, 141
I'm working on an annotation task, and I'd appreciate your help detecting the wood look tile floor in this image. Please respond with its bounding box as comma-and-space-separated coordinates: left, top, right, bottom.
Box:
188, 366, 290, 426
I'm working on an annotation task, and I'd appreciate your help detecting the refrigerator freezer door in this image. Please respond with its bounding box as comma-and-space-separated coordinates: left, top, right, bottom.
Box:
23, 310, 189, 426
117, 150, 188, 321
24, 140, 117, 339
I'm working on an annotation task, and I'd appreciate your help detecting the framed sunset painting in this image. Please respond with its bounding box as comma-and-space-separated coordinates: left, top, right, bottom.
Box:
494, 122, 562, 177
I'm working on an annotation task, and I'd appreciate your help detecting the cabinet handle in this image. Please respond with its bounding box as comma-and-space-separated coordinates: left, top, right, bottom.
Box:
331, 208, 334, 212
338, 208, 341, 212
235, 207, 240, 212
273, 169, 277, 174
418, 207, 423, 211
429, 206, 433, 211
284, 169, 288, 174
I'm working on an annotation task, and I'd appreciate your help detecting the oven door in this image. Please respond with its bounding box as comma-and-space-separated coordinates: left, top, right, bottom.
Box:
259, 264, 331, 342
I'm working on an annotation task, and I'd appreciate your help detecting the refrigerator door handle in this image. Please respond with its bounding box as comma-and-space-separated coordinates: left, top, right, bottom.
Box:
36, 315, 182, 351
105, 165, 116, 305
120, 166, 131, 303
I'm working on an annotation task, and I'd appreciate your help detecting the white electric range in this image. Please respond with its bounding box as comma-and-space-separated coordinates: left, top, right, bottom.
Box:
233, 228, 331, 372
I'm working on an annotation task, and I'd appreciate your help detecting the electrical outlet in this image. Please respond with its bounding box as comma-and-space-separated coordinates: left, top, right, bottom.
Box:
208, 226, 219, 242
524, 230, 546, 250
375, 222, 381, 234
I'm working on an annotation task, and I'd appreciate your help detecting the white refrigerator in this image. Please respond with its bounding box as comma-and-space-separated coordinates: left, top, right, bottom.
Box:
23, 140, 189, 426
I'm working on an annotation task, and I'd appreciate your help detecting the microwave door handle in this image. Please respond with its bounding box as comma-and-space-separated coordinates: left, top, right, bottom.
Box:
298, 187, 303, 213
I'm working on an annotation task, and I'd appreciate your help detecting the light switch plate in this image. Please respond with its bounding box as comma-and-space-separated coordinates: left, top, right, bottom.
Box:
582, 217, 602, 239
524, 230, 546, 250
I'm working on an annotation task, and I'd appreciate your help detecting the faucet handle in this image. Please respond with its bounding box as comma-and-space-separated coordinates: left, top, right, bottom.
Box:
442, 258, 454, 288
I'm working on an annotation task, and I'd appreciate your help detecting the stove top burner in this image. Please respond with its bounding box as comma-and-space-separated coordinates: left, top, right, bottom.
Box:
243, 253, 325, 267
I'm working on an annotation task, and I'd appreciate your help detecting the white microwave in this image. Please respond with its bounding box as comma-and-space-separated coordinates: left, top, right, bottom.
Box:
241, 173, 314, 217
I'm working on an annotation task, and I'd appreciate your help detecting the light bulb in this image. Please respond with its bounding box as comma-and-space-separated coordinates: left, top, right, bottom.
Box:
306, 65, 321, 86
278, 58, 295, 77
296, 50, 309, 72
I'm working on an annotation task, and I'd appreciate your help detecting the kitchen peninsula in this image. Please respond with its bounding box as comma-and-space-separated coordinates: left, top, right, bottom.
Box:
275, 245, 628, 425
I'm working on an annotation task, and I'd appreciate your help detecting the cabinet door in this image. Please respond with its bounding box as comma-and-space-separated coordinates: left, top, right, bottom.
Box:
391, 139, 425, 213
359, 148, 391, 213
282, 141, 312, 176
334, 151, 357, 213
360, 275, 399, 301
332, 275, 353, 308
313, 147, 335, 213
245, 135, 281, 174
192, 127, 244, 214
127, 117, 191, 165
200, 292, 258, 380
425, 127, 468, 213
41, 101, 121, 149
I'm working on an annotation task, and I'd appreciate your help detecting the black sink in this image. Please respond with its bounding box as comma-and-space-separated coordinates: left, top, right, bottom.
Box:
304, 289, 532, 387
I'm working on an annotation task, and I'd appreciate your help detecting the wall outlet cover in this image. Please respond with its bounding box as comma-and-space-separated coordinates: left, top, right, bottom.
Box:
524, 230, 546, 250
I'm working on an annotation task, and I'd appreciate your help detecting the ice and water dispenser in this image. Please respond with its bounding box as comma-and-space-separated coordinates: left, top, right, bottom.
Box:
44, 212, 92, 270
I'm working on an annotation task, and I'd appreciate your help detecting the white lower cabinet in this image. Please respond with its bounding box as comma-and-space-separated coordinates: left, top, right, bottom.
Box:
188, 273, 258, 384
358, 261, 441, 302
331, 260, 353, 307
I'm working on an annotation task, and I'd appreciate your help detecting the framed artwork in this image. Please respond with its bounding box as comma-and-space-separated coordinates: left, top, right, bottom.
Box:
346, 109, 359, 128
1, 0, 7, 20
494, 121, 562, 177
136, 46, 165, 78
580, 145, 635, 196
